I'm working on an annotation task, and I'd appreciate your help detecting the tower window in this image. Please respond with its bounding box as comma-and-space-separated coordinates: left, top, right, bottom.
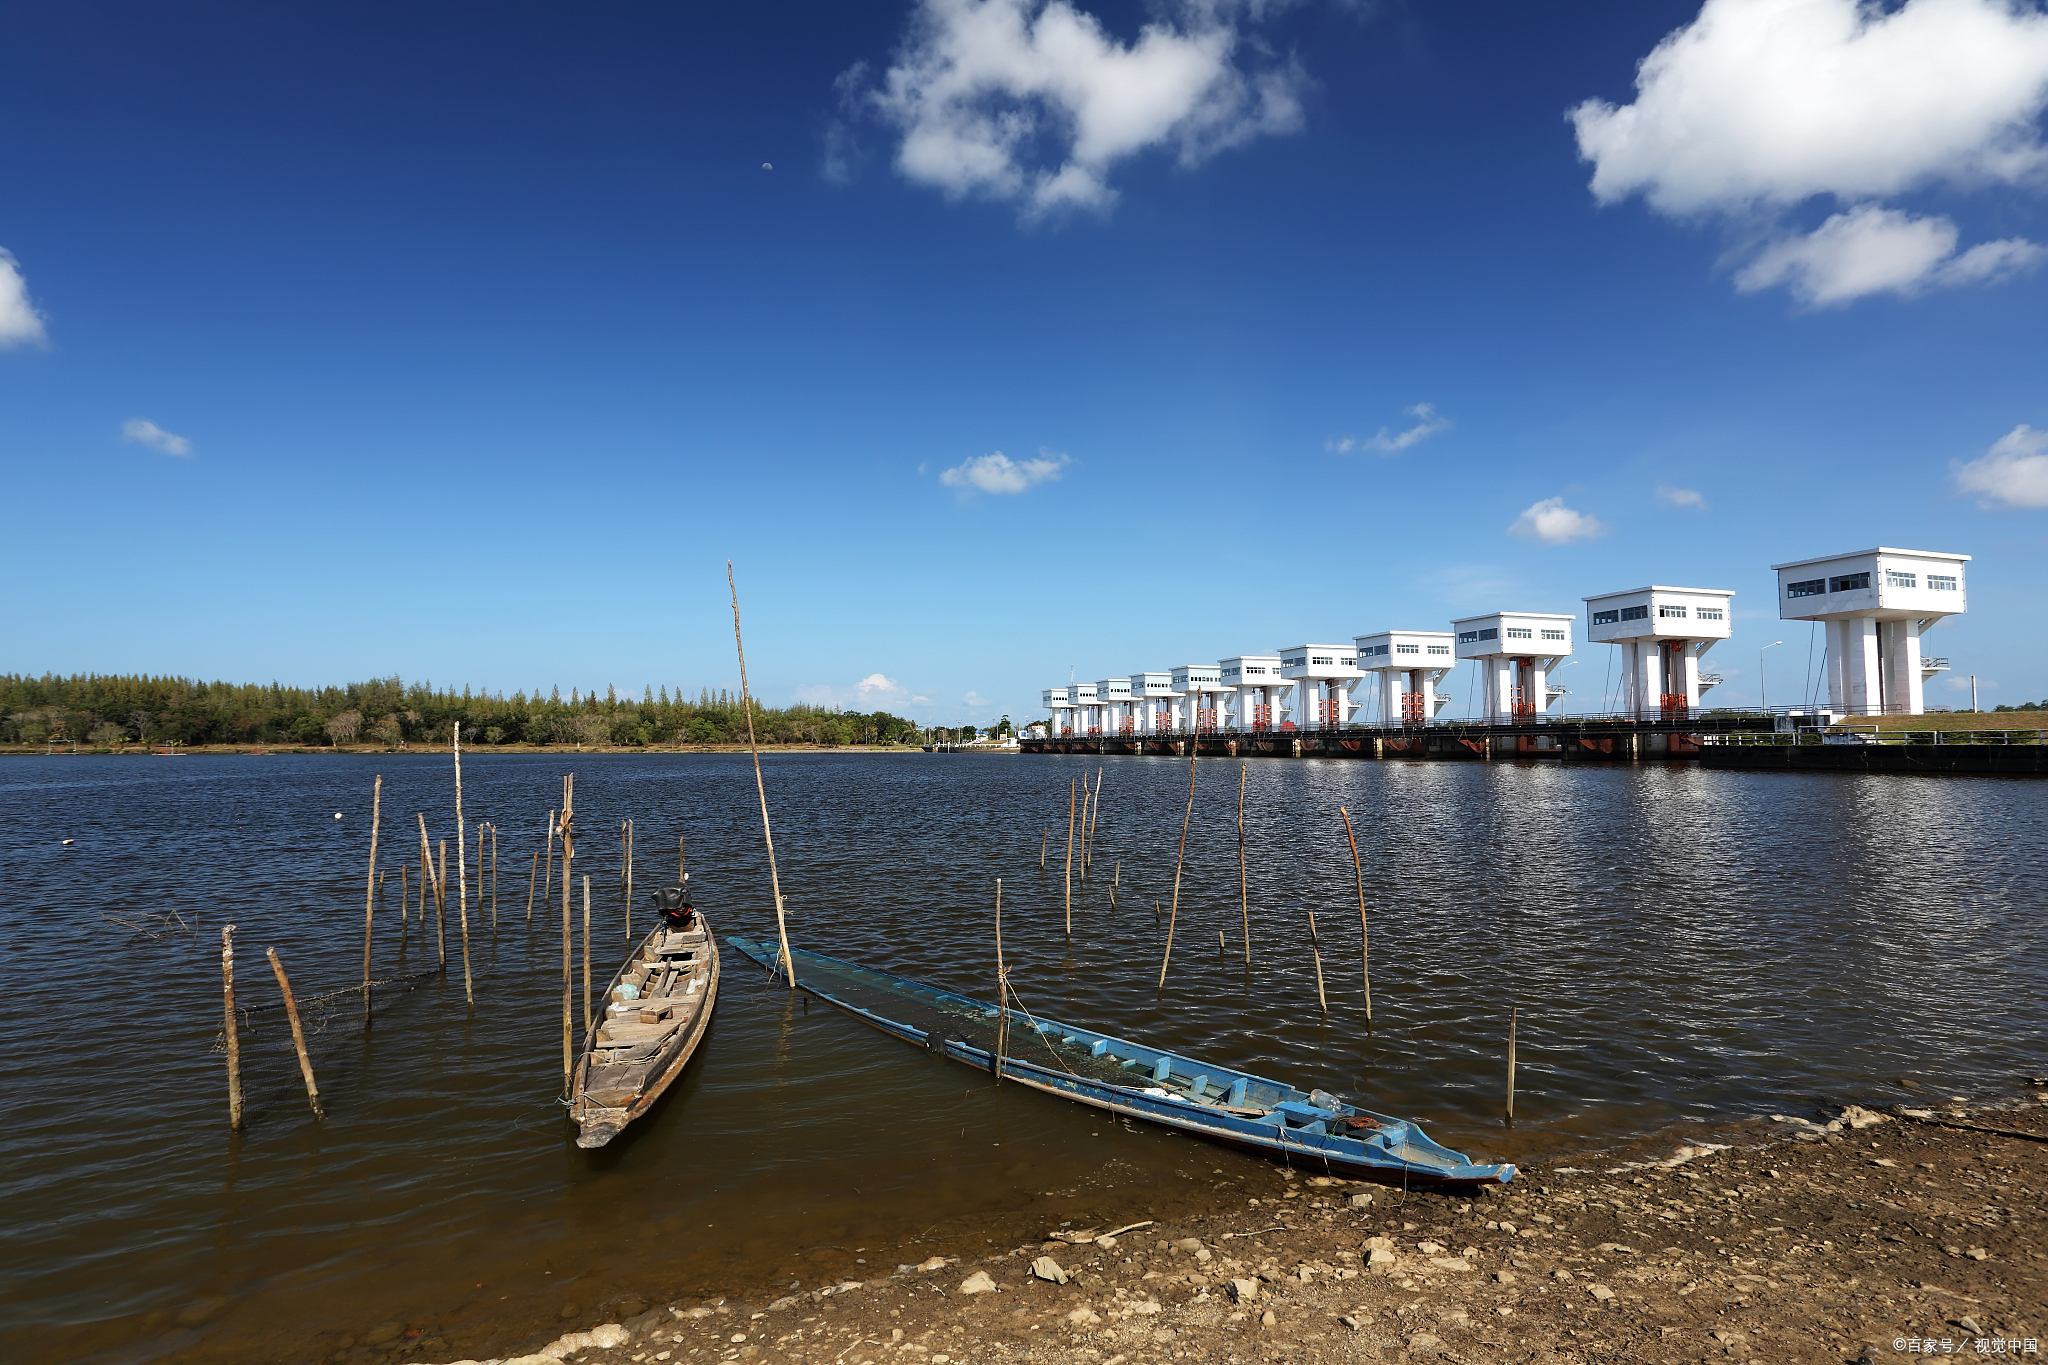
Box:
1885, 570, 1917, 588
1786, 578, 1825, 598
1829, 572, 1871, 592
1928, 574, 1958, 591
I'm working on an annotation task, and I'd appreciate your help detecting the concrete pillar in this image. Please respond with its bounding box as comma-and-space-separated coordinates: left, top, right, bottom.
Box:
1528, 661, 1548, 718
1417, 670, 1437, 720
1825, 620, 1849, 714
1845, 618, 1882, 715
1897, 619, 1925, 716
1678, 643, 1701, 711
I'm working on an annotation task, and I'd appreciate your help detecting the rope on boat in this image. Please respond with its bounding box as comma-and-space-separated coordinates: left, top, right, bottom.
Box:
994, 978, 1088, 1082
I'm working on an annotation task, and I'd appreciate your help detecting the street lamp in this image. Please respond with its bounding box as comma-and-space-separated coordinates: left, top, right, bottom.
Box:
1760, 640, 1784, 713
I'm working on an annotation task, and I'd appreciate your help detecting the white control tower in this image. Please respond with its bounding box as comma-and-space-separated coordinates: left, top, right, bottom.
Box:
1094, 676, 1135, 735
1453, 612, 1575, 723
1279, 644, 1363, 730
1171, 664, 1229, 732
1354, 631, 1457, 725
1583, 586, 1734, 719
1042, 686, 1076, 737
1071, 681, 1100, 735
1774, 547, 1967, 715
1220, 654, 1289, 732
1129, 672, 1178, 734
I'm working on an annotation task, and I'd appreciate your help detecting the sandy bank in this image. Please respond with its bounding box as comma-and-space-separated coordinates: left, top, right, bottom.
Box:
310, 1094, 2044, 1365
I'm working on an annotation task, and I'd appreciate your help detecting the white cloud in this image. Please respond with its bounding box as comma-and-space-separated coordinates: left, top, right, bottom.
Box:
1508, 496, 1610, 545
964, 690, 990, 707
0, 248, 48, 347
1733, 204, 2043, 304
938, 448, 1071, 494
1571, 0, 2048, 302
1656, 484, 1709, 509
122, 419, 193, 457
1327, 402, 1450, 455
855, 673, 910, 704
1953, 423, 2048, 507
867, 0, 1304, 217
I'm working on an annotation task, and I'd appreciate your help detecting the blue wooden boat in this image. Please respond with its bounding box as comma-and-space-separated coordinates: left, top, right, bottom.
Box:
726, 937, 1513, 1189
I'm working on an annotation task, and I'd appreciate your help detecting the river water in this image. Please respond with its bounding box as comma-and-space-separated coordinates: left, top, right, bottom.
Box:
3, 752, 2043, 1363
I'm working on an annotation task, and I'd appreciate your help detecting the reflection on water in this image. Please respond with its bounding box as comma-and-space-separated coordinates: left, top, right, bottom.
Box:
1, 752, 2042, 1363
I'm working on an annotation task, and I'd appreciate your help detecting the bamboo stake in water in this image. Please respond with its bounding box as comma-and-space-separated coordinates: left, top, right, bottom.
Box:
414, 814, 439, 965
559, 775, 575, 1092
362, 774, 382, 1022
1110, 860, 1119, 910
678, 830, 686, 880
454, 724, 472, 1007
542, 807, 557, 913
1306, 907, 1328, 1013
489, 822, 499, 928
1063, 778, 1075, 936
222, 925, 243, 1131
582, 873, 592, 1036
400, 862, 409, 924
525, 850, 539, 925
1157, 754, 1198, 991
1236, 764, 1250, 967
1040, 826, 1047, 870
1218, 929, 1226, 954
730, 561, 794, 986
268, 947, 324, 1118
622, 819, 633, 940
1339, 805, 1371, 1023
993, 877, 1006, 1085
435, 839, 449, 968
1086, 767, 1103, 873
1505, 1007, 1518, 1123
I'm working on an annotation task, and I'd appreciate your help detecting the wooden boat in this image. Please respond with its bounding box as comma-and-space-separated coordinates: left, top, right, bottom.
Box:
569, 915, 719, 1148
726, 937, 1512, 1188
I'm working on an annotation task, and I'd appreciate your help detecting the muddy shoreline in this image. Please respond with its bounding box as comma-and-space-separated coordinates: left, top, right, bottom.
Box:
268, 1093, 2048, 1365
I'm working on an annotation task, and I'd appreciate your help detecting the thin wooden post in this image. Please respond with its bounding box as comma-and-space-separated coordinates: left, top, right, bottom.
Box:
414, 814, 440, 965
730, 561, 794, 985
678, 830, 686, 879
489, 822, 499, 928
542, 807, 557, 915
1086, 767, 1103, 872
525, 850, 539, 925
622, 818, 633, 940
399, 863, 409, 924
1237, 764, 1250, 966
560, 775, 575, 1093
1110, 860, 1119, 910
454, 724, 472, 1007
1307, 907, 1328, 1013
435, 839, 449, 966
268, 947, 324, 1117
1339, 806, 1371, 1023
1063, 778, 1075, 936
1040, 826, 1047, 869
1157, 754, 1197, 990
362, 774, 381, 1022
222, 925, 243, 1130
993, 877, 1006, 1085
1506, 1007, 1518, 1122
1218, 929, 1226, 954
582, 873, 592, 1036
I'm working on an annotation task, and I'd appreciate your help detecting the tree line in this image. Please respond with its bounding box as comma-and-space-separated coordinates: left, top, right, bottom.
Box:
0, 674, 927, 749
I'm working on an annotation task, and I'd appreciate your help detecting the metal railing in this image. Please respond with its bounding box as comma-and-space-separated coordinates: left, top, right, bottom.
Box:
1700, 728, 2045, 747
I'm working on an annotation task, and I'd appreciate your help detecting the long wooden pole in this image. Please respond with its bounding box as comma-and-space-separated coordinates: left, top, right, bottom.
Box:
1040, 827, 1047, 869
994, 877, 1006, 1085
525, 850, 539, 925
622, 819, 633, 940
1340, 806, 1371, 1023
489, 823, 498, 928
1506, 1007, 1518, 1122
362, 774, 381, 1022
560, 775, 575, 1093
1307, 906, 1328, 1013
268, 947, 323, 1117
455, 724, 472, 1007
582, 873, 592, 1036
222, 925, 243, 1130
1086, 767, 1103, 872
542, 808, 557, 916
400, 863, 408, 924
1157, 754, 1198, 990
414, 814, 437, 965
730, 561, 794, 986
678, 830, 686, 879
1063, 778, 1075, 936
435, 839, 449, 967
1236, 763, 1249, 967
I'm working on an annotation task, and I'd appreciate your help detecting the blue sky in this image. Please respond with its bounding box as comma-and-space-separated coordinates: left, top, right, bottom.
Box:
4, 0, 2046, 724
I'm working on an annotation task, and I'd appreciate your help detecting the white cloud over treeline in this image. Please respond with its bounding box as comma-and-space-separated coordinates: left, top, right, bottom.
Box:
859, 0, 1304, 217
1572, 0, 2048, 304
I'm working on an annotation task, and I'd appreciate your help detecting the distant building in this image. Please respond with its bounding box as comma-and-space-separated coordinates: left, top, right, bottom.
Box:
1773, 547, 1966, 716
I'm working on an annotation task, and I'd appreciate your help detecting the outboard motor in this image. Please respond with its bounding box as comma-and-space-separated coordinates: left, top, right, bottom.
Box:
649, 877, 695, 930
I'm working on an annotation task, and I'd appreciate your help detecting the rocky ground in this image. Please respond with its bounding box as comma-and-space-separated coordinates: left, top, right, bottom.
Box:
351, 1095, 2044, 1365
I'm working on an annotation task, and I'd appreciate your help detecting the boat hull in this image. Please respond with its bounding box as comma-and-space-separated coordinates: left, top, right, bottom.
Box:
569, 916, 720, 1148
726, 937, 1511, 1189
